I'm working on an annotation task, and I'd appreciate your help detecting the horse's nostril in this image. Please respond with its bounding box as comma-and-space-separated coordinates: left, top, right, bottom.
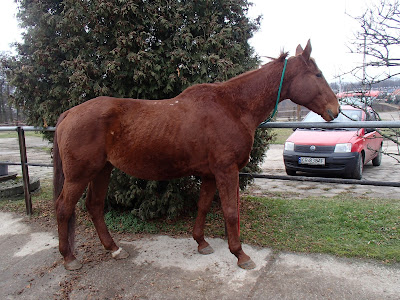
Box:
327, 109, 336, 120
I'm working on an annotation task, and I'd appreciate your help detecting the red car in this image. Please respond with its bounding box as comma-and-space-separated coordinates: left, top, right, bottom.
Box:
283, 105, 383, 179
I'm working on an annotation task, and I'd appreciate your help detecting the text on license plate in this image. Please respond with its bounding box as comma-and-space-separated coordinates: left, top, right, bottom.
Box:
298, 157, 325, 165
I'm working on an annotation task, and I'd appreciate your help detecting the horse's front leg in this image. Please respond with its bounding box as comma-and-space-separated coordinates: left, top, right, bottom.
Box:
193, 176, 217, 255
215, 167, 256, 269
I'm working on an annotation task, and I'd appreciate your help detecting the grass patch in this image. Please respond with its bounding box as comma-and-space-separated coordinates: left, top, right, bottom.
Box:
0, 131, 43, 139
0, 132, 18, 139
241, 195, 400, 263
104, 210, 159, 233
270, 128, 293, 144
104, 209, 197, 235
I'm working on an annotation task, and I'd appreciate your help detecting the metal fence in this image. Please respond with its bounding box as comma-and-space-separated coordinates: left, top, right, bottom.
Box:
1, 121, 400, 215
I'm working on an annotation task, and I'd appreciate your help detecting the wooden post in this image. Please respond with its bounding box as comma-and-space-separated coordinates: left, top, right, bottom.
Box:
17, 127, 32, 215
296, 105, 301, 121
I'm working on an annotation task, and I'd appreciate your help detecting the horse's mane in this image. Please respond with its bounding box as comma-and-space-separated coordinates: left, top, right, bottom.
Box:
225, 52, 289, 83
260, 52, 289, 67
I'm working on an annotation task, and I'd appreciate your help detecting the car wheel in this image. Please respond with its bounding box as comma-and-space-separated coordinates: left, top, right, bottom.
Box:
372, 146, 382, 166
351, 153, 364, 180
285, 168, 296, 176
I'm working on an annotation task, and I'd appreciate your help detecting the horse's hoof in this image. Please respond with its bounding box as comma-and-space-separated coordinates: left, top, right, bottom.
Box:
64, 259, 83, 271
238, 259, 256, 270
112, 247, 129, 260
198, 245, 214, 255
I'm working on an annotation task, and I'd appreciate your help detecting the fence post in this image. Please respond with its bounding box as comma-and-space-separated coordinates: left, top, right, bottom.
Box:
17, 126, 32, 216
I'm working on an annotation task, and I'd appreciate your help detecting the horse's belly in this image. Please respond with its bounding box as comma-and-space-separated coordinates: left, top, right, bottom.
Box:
109, 152, 208, 180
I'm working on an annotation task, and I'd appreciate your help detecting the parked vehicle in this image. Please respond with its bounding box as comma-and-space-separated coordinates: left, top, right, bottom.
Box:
283, 104, 383, 179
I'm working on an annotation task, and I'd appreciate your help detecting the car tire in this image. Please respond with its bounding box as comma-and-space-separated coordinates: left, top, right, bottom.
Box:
351, 153, 364, 180
285, 168, 296, 176
372, 146, 382, 166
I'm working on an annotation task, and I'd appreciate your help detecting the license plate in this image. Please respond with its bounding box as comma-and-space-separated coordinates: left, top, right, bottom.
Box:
298, 157, 325, 165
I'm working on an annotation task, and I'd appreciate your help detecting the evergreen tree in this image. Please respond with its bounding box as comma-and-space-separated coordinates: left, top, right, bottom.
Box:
6, 0, 273, 219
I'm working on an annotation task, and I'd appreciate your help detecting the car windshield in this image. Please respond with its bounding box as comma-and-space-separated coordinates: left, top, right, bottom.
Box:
301, 109, 362, 131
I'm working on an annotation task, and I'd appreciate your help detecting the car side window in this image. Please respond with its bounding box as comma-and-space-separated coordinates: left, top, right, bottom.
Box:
367, 110, 376, 121
364, 109, 377, 134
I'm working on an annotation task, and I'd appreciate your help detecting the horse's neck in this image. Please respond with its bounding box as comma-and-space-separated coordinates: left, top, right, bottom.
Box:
222, 61, 284, 131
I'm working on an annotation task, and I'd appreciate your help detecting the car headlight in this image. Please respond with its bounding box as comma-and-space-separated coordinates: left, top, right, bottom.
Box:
334, 143, 352, 153
284, 141, 295, 151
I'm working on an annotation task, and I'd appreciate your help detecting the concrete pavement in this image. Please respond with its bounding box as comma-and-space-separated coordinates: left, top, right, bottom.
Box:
1, 211, 399, 299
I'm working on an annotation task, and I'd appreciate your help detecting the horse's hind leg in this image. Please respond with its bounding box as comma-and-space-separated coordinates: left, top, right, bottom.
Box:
193, 176, 217, 255
56, 181, 87, 270
85, 163, 129, 260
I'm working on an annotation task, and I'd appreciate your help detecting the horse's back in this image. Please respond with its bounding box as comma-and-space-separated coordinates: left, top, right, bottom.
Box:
56, 96, 201, 178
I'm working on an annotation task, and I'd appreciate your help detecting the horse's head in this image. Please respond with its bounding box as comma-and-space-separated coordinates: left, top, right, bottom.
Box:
284, 40, 340, 121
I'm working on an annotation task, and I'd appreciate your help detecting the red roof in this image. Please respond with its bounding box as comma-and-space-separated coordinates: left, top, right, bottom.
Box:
336, 91, 380, 98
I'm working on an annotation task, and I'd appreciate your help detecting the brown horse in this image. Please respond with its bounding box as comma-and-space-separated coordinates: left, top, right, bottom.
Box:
54, 40, 340, 271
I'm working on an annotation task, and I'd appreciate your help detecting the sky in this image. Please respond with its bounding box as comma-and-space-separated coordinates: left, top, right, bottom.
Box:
0, 0, 20, 54
248, 0, 375, 83
0, 0, 390, 83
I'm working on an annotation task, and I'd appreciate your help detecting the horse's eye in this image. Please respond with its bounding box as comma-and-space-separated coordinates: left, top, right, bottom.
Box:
316, 73, 323, 78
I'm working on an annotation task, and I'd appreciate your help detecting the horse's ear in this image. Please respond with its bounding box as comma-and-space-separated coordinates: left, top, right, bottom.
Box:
302, 39, 312, 61
295, 44, 303, 56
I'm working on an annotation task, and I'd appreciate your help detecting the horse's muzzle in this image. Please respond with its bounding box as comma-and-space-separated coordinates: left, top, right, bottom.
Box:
327, 107, 340, 121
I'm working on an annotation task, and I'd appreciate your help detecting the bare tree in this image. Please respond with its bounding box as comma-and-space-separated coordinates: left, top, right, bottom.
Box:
349, 0, 400, 83
343, 1, 400, 161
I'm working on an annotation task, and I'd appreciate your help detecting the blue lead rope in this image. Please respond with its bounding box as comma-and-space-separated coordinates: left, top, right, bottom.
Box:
260, 58, 288, 125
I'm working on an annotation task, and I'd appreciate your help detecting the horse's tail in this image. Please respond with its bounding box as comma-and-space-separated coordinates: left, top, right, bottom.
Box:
53, 111, 77, 250
53, 112, 67, 201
